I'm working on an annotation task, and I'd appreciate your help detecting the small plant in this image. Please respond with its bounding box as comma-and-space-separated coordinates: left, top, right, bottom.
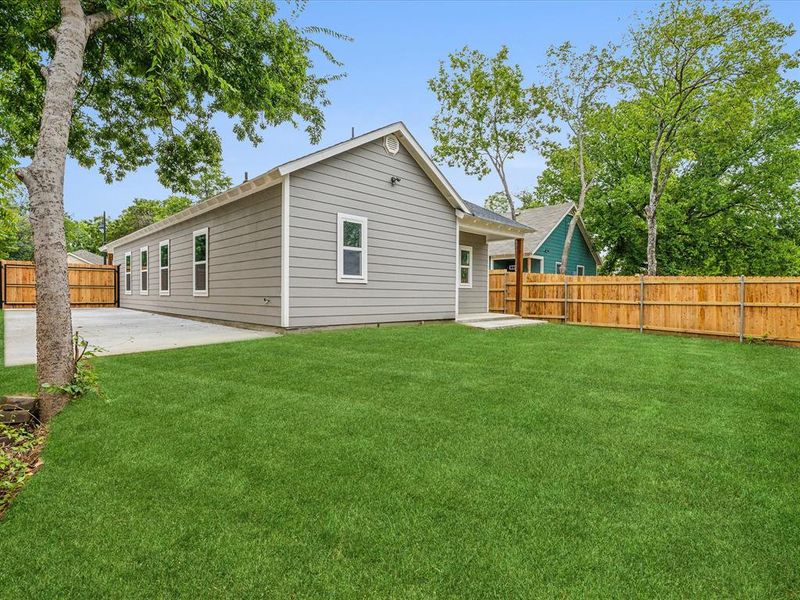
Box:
0, 422, 46, 518
43, 333, 105, 400
746, 333, 771, 346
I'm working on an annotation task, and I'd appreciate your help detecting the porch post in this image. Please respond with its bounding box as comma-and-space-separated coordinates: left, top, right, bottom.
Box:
514, 237, 523, 316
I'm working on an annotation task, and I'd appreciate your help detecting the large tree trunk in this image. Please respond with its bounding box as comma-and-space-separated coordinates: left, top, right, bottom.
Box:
644, 194, 658, 276
560, 136, 590, 275
560, 208, 580, 275
16, 0, 94, 421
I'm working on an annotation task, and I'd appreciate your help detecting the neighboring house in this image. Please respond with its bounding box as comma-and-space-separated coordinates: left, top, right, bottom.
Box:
67, 250, 105, 265
101, 122, 532, 329
488, 203, 601, 275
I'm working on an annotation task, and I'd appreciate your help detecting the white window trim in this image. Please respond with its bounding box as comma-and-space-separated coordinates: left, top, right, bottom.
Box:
576, 264, 586, 276
193, 227, 209, 297
159, 240, 170, 296
555, 261, 563, 274
459, 245, 473, 289
124, 251, 132, 295
337, 213, 368, 284
139, 246, 149, 295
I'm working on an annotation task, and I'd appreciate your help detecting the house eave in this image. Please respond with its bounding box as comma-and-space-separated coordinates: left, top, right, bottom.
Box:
456, 211, 531, 241
101, 173, 282, 252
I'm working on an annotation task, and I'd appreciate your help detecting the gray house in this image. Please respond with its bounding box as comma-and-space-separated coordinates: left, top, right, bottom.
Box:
102, 123, 531, 329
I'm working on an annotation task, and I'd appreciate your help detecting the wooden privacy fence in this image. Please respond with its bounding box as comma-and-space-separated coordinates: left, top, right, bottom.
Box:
490, 270, 800, 345
0, 260, 119, 309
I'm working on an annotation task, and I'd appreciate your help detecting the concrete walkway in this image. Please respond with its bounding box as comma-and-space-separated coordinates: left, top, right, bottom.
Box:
456, 313, 547, 330
3, 309, 278, 367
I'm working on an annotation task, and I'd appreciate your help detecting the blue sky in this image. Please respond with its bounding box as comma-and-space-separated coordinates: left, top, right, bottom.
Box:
63, 0, 799, 220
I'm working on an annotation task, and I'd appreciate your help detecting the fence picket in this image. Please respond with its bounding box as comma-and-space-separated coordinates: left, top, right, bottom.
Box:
0, 260, 119, 309
488, 270, 800, 346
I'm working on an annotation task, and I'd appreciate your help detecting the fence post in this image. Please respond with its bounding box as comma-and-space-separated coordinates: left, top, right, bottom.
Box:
639, 274, 645, 333
0, 261, 5, 309
739, 274, 745, 343
563, 276, 569, 323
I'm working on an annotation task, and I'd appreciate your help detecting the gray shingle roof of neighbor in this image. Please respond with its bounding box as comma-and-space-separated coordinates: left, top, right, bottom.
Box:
68, 249, 105, 264
463, 201, 535, 231
489, 202, 576, 257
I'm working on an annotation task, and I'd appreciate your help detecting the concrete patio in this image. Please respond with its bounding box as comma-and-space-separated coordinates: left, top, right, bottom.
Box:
3, 308, 278, 366
456, 313, 546, 330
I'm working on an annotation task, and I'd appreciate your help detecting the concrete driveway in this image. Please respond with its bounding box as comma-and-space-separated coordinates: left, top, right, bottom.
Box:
3, 309, 278, 367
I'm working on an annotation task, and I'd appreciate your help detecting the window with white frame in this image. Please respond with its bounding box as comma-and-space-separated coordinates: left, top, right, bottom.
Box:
124, 252, 131, 294
159, 240, 170, 295
337, 214, 367, 283
139, 246, 149, 294
193, 228, 208, 296
555, 262, 563, 274
459, 245, 472, 288
576, 265, 585, 276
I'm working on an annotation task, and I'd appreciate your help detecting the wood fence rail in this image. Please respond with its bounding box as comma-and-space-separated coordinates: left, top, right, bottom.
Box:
489, 270, 800, 346
1, 260, 119, 309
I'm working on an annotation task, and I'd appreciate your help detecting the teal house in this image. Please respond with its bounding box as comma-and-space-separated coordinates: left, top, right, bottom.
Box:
488, 202, 601, 275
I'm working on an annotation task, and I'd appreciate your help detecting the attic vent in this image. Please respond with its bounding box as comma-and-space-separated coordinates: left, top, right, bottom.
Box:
384, 134, 400, 156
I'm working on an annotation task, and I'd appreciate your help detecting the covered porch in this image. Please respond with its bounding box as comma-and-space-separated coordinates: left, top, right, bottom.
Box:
456, 202, 534, 317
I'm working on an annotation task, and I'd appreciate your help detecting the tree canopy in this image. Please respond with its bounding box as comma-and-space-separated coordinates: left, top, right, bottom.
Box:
530, 0, 800, 275
1, 0, 344, 193
429, 46, 551, 218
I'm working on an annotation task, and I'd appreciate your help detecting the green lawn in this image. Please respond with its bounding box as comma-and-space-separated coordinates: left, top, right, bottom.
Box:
1, 312, 799, 598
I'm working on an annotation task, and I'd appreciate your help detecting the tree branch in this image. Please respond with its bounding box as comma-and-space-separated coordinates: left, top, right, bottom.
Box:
15, 167, 33, 188
86, 11, 117, 35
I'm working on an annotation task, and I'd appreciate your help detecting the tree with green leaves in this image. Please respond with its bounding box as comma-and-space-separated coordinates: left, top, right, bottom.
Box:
107, 196, 193, 241
541, 42, 616, 274
484, 189, 542, 214
620, 0, 797, 274
534, 78, 800, 275
429, 46, 550, 219
1, 0, 345, 420
185, 164, 234, 202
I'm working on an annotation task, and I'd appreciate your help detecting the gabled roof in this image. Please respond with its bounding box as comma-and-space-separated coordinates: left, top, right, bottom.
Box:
103, 122, 475, 251
488, 202, 601, 265
67, 249, 104, 264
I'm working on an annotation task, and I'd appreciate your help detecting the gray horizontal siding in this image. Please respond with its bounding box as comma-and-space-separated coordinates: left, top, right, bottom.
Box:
288, 139, 457, 327
111, 184, 282, 327
458, 231, 488, 315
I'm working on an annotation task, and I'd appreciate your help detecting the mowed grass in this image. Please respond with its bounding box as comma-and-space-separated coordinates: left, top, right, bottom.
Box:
1, 311, 799, 598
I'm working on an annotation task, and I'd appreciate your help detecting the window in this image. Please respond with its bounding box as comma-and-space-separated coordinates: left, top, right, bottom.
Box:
459, 245, 472, 288
124, 252, 131, 295
193, 228, 208, 296
159, 240, 170, 295
555, 262, 563, 274
139, 246, 149, 295
337, 214, 367, 283
576, 265, 585, 276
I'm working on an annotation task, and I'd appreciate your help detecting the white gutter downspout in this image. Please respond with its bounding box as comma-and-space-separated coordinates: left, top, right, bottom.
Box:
454, 212, 461, 319
280, 174, 291, 328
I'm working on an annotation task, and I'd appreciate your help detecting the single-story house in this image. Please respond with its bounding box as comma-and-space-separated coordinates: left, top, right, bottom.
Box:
67, 249, 105, 265
488, 203, 601, 275
101, 122, 533, 329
